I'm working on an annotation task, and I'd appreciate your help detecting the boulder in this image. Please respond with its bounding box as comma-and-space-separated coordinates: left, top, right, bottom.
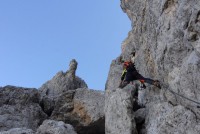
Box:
0, 128, 35, 134
0, 86, 40, 106
105, 57, 123, 91
73, 88, 105, 125
36, 120, 77, 134
51, 88, 105, 134
105, 85, 138, 134
0, 86, 47, 131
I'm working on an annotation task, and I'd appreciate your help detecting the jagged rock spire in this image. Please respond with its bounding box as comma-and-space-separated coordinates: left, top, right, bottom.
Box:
39, 59, 87, 97
66, 59, 77, 80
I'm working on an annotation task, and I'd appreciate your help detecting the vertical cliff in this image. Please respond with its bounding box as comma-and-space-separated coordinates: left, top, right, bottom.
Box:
106, 0, 200, 133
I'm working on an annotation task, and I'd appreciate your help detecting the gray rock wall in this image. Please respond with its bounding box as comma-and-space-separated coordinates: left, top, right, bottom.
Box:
0, 86, 105, 134
119, 0, 200, 106
0, 120, 77, 134
0, 86, 47, 131
105, 0, 200, 134
0, 128, 35, 134
105, 85, 138, 134
50, 88, 105, 134
36, 120, 77, 134
145, 102, 200, 134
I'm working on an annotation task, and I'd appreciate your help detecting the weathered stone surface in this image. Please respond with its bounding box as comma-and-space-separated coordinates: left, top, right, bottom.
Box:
72, 88, 105, 134
0, 86, 47, 131
134, 108, 146, 125
145, 102, 200, 134
134, 108, 146, 134
105, 85, 138, 134
120, 0, 200, 106
36, 120, 77, 134
51, 88, 105, 134
0, 86, 40, 106
39, 95, 55, 116
73, 88, 105, 125
0, 128, 35, 134
39, 59, 87, 97
105, 57, 123, 91
105, 0, 200, 134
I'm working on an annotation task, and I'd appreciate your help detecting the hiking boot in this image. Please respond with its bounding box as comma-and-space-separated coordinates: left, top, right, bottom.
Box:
154, 80, 161, 89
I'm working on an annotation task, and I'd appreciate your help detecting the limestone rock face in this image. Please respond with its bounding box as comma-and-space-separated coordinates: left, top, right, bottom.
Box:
145, 102, 200, 134
119, 0, 200, 106
73, 88, 105, 126
36, 120, 77, 134
50, 88, 105, 134
0, 128, 35, 134
105, 57, 123, 91
105, 0, 200, 134
105, 85, 138, 134
0, 86, 47, 132
49, 90, 75, 118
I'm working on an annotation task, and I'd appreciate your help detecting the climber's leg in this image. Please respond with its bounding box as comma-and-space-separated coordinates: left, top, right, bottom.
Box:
119, 80, 130, 88
136, 73, 161, 89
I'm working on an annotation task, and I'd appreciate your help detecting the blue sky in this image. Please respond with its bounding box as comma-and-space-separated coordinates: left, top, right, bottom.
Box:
0, 1, 130, 90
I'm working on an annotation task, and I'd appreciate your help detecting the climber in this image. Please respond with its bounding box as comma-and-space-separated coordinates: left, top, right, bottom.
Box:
119, 51, 161, 89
